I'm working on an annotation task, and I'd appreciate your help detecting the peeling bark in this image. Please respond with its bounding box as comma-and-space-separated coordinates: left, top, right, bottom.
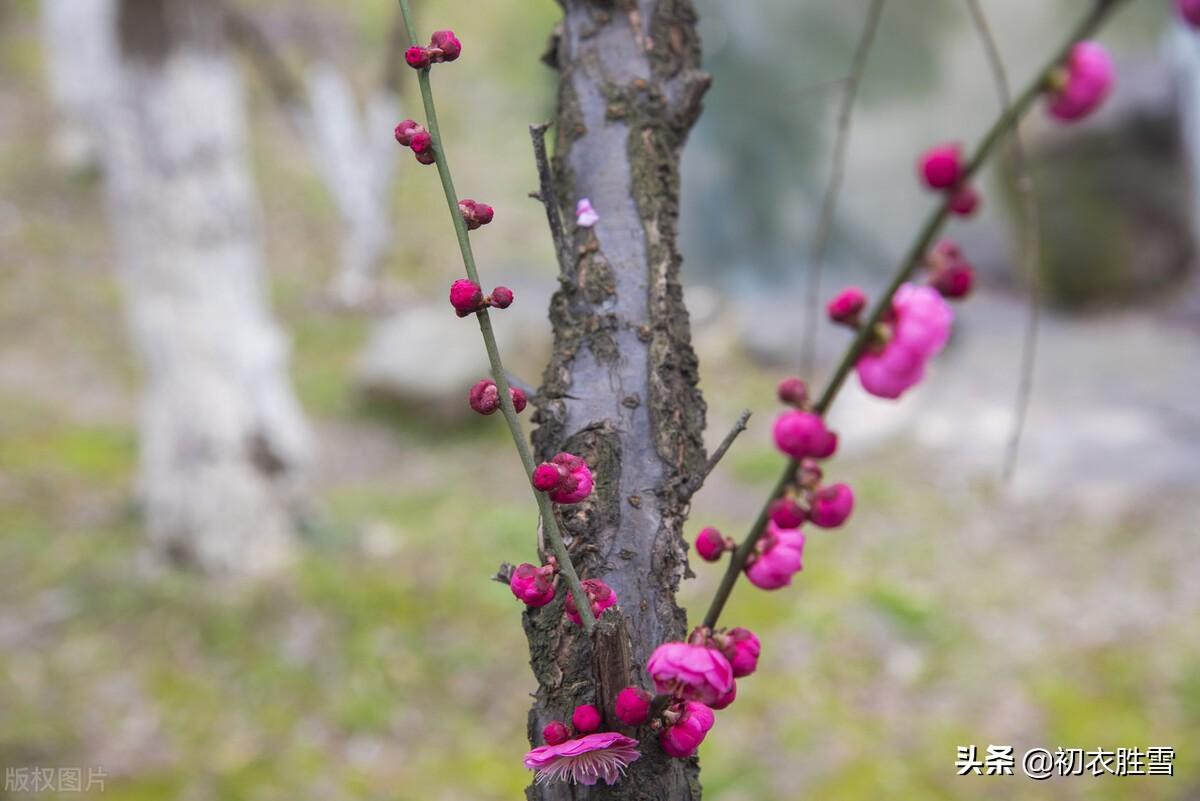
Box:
102, 0, 311, 575
527, 1, 709, 798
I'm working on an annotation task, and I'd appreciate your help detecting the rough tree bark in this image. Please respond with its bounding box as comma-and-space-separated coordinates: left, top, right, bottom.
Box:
527, 1, 710, 798
101, 0, 311, 575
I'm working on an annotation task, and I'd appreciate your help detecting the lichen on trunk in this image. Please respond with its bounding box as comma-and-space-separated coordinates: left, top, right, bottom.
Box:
526, 1, 710, 797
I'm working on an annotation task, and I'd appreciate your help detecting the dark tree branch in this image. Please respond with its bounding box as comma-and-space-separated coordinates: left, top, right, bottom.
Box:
687, 409, 751, 496
528, 122, 574, 280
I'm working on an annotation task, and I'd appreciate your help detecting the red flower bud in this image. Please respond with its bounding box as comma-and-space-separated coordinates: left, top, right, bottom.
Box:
694, 527, 727, 562
827, 287, 867, 326
542, 720, 570, 746
430, 30, 462, 61
572, 704, 602, 734
948, 185, 980, 217
489, 286, 514, 309
449, 278, 484, 317
393, 119, 422, 146
614, 687, 653, 726
405, 46, 431, 70
410, 131, 433, 154
776, 377, 809, 407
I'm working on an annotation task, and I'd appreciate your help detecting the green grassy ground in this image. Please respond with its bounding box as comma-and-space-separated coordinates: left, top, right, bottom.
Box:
2, 3, 1198, 799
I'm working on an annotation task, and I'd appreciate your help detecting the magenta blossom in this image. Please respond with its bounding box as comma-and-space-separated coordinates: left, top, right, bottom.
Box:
659, 702, 715, 758
510, 563, 556, 607
524, 732, 641, 786
532, 452, 594, 504
768, 497, 806, 529
745, 522, 806, 590
772, 410, 838, 461
918, 143, 963, 190
1181, 0, 1200, 26
572, 704, 602, 734
808, 483, 855, 529
543, 720, 570, 745
468, 378, 527, 415
776, 377, 809, 407
565, 578, 618, 626
718, 627, 761, 678
828, 286, 867, 326
647, 642, 734, 706
430, 30, 462, 62
856, 282, 953, 400
708, 680, 737, 711
449, 278, 484, 317
1047, 41, 1114, 122
614, 687, 653, 726
694, 527, 728, 563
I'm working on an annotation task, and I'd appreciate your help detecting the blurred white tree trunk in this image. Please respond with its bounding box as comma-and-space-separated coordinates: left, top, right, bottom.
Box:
303, 65, 399, 306
101, 0, 310, 575
39, 0, 119, 170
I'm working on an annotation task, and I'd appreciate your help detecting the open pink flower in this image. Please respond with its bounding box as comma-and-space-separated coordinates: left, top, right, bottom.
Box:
745, 522, 806, 590
855, 283, 953, 400
647, 642, 734, 705
659, 702, 715, 758
772, 410, 838, 461
1047, 41, 1114, 122
532, 452, 594, 504
565, 578, 618, 625
524, 732, 641, 786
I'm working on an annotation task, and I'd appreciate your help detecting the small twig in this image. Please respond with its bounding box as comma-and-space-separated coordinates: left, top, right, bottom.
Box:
528, 122, 574, 278
397, 0, 596, 632
798, 0, 886, 376
963, 0, 1044, 484
701, 0, 1135, 632
688, 410, 752, 495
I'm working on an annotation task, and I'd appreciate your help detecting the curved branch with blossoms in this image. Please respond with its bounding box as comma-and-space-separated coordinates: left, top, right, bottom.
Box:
389, 0, 1178, 793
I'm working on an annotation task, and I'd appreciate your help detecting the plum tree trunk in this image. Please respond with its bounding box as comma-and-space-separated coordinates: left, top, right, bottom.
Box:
101, 0, 311, 575
527, 1, 710, 798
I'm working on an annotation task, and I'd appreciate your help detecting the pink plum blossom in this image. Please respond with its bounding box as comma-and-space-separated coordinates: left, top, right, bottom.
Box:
718, 627, 761, 678
524, 732, 641, 786
768, 497, 806, 529
772, 410, 838, 461
808, 483, 855, 529
565, 578, 618, 625
614, 687, 652, 726
576, 198, 599, 228
855, 282, 953, 400
449, 278, 484, 317
646, 642, 734, 706
745, 522, 806, 590
694, 527, 727, 562
659, 702, 715, 758
918, 143, 964, 190
1181, 0, 1200, 26
532, 452, 594, 504
1047, 41, 1114, 122
510, 563, 556, 607
572, 704, 602, 734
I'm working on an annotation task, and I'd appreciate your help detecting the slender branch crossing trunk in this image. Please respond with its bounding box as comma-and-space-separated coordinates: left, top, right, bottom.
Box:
527, 1, 710, 797
102, 0, 311, 575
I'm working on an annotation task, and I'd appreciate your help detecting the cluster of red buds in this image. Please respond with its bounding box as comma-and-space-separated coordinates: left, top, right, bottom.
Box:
394, 119, 435, 165
918, 143, 979, 217
468, 378, 526, 416
405, 29, 462, 69
458, 199, 494, 231
448, 279, 513, 317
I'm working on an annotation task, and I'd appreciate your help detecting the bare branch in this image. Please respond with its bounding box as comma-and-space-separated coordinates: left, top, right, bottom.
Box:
688, 409, 752, 496
798, 0, 886, 375
528, 122, 574, 279
963, 0, 1044, 483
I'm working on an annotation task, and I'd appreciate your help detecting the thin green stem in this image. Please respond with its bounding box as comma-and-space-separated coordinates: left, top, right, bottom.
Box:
702, 0, 1133, 631
397, 0, 595, 631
